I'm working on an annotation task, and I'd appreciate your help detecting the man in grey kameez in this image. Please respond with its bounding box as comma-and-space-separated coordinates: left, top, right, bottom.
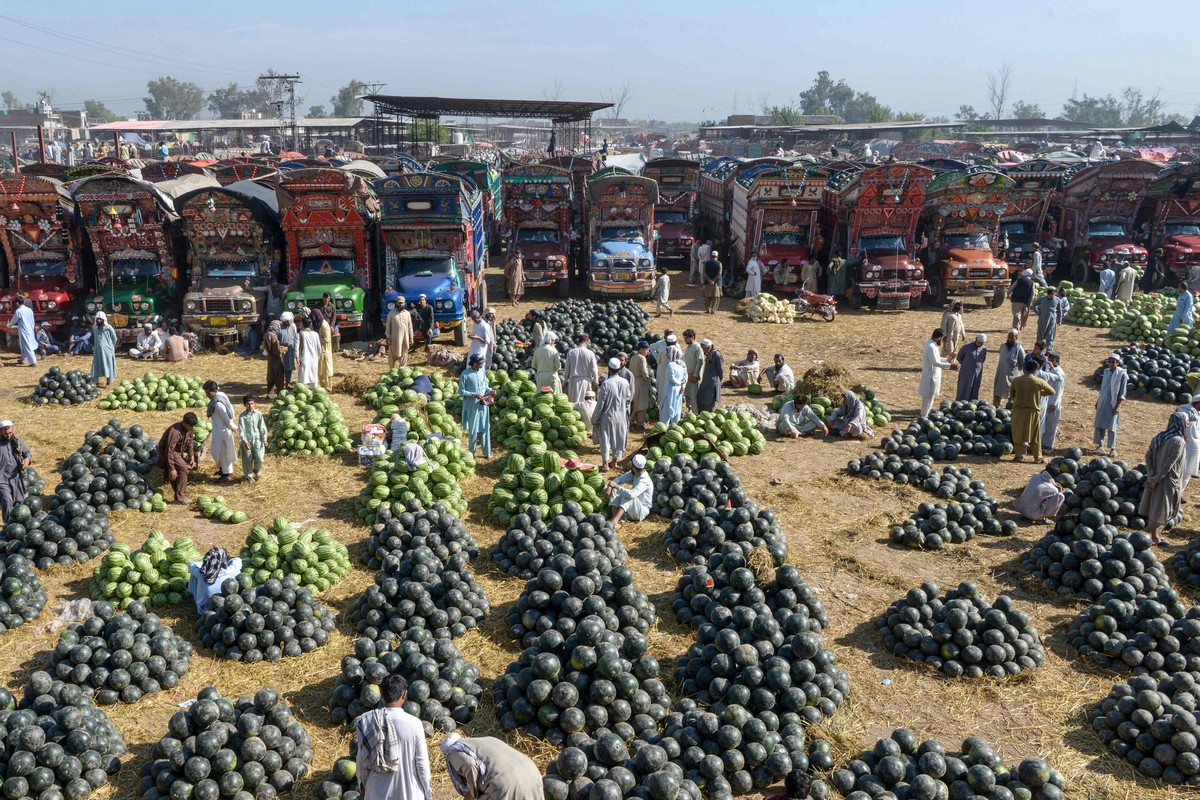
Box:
955, 333, 988, 401
993, 329, 1025, 407
697, 339, 723, 412
1094, 353, 1128, 456
592, 358, 632, 471
682, 329, 704, 412
1034, 292, 1063, 353
564, 333, 599, 403
0, 421, 31, 522
1141, 411, 1188, 546
440, 734, 543, 800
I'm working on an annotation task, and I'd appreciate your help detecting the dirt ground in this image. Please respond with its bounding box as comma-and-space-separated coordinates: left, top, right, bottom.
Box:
0, 272, 1189, 800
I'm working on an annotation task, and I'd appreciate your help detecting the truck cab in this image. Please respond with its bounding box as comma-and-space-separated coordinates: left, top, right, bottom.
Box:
1145, 164, 1200, 287
730, 163, 827, 293
586, 170, 659, 298
502, 164, 574, 297
642, 158, 700, 264
1060, 160, 1159, 285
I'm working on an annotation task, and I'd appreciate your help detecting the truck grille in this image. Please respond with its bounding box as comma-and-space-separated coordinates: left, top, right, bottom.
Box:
204, 298, 236, 314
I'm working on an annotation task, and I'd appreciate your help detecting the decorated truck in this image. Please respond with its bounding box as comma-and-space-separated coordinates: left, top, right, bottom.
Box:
731, 163, 829, 292
699, 157, 789, 248
586, 167, 659, 298
502, 164, 574, 297
820, 163, 935, 310
211, 163, 279, 187
278, 168, 378, 338
998, 159, 1072, 276
918, 167, 1015, 308
375, 171, 486, 345
177, 180, 283, 344
1059, 159, 1160, 285
642, 157, 699, 263
433, 159, 502, 249
541, 155, 598, 278
0, 175, 85, 337
1143, 163, 1200, 287
72, 175, 181, 339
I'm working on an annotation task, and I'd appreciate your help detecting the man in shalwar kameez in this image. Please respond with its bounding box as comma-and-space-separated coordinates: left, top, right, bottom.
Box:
955, 334, 988, 401
0, 421, 31, 522
919, 329, 954, 417
564, 333, 598, 403
440, 733, 543, 800
648, 331, 675, 403
1177, 396, 1200, 490
237, 396, 268, 481
607, 453, 654, 524
682, 329, 704, 412
1039, 353, 1066, 453
592, 357, 631, 471
630, 341, 652, 431
385, 297, 413, 368
993, 329, 1025, 408
91, 311, 117, 386
6, 298, 37, 366
1094, 353, 1128, 456
204, 381, 237, 484
1141, 411, 1189, 546
459, 354, 493, 459
1014, 470, 1066, 523
532, 333, 561, 393
658, 345, 686, 426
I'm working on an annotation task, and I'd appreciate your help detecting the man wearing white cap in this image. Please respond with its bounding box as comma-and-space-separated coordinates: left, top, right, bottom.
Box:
131, 322, 162, 359
697, 338, 723, 412
1008, 269, 1036, 331
607, 452, 654, 524
1094, 352, 1128, 456
0, 420, 31, 522
440, 733, 542, 800
532, 333, 561, 393
591, 357, 631, 470
955, 333, 988, 402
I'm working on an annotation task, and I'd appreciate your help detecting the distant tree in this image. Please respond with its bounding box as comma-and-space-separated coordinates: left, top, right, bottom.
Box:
893, 111, 927, 122
840, 91, 892, 123
208, 83, 255, 118
307, 105, 326, 118
987, 63, 1014, 119
543, 80, 565, 101
144, 76, 205, 120
83, 99, 118, 123
1010, 100, 1044, 119
603, 81, 633, 120
1060, 93, 1127, 126
330, 80, 367, 117
769, 106, 805, 125
2, 91, 19, 111
798, 71, 854, 117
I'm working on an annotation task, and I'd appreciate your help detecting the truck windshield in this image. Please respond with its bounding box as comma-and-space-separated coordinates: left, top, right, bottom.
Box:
206, 260, 258, 278
1088, 222, 1127, 237
1164, 223, 1200, 237
398, 257, 454, 276
301, 257, 355, 276
600, 226, 645, 243
656, 211, 687, 224
1000, 220, 1034, 238
763, 231, 806, 246
859, 234, 906, 253
112, 258, 160, 278
946, 233, 991, 250
19, 258, 68, 277
516, 229, 560, 244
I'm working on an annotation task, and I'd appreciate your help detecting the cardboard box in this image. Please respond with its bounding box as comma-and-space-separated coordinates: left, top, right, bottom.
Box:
361, 424, 387, 448
358, 445, 387, 467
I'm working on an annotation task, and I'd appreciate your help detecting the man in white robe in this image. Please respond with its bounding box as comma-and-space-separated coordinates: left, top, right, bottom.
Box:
297, 317, 320, 387
532, 333, 562, 393
574, 390, 598, 435
203, 381, 237, 484
607, 453, 654, 524
920, 329, 955, 417
682, 329, 704, 412
131, 323, 163, 359
564, 333, 598, 403
1178, 396, 1200, 489
648, 330, 674, 401
764, 354, 795, 393
744, 252, 765, 298
592, 358, 631, 470
1039, 353, 1066, 452
7, 298, 37, 366
355, 675, 432, 800
465, 309, 491, 368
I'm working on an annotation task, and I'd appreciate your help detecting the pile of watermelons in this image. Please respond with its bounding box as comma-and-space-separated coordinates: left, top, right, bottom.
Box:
671, 552, 829, 635
1089, 671, 1200, 784
1068, 585, 1199, 676
1169, 537, 1200, 590
888, 489, 1011, 551
875, 581, 1045, 678
0, 554, 46, 633
328, 632, 482, 734
645, 409, 766, 461
98, 372, 206, 411
195, 495, 248, 525
196, 575, 336, 663
492, 504, 628, 579
313, 749, 359, 800
90, 530, 199, 608
52, 420, 160, 516
356, 444, 472, 523
0, 498, 114, 570
880, 400, 1014, 460
4, 670, 127, 799
46, 600, 192, 704
490, 318, 526, 374
363, 366, 462, 420
31, 366, 100, 405
1022, 514, 1170, 603
488, 450, 606, 524
1052, 454, 1148, 529
663, 500, 787, 566
240, 517, 351, 594
489, 373, 589, 452
650, 454, 748, 520
138, 687, 312, 800
828, 728, 1065, 800
1058, 284, 1127, 328
539, 298, 653, 360
847, 456, 992, 499
1094, 344, 1198, 404
543, 732, 703, 800
267, 385, 352, 455
1107, 289, 1177, 340
361, 499, 479, 571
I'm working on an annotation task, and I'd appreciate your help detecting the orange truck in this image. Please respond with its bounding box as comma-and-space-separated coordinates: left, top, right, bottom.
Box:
821, 163, 935, 310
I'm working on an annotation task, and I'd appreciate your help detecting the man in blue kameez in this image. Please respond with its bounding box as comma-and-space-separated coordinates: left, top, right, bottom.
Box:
459, 353, 493, 459
91, 311, 117, 386
607, 453, 654, 524
1168, 282, 1195, 338
1094, 353, 1128, 457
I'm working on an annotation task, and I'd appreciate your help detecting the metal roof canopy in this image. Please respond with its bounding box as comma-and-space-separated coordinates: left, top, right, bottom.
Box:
365, 95, 612, 123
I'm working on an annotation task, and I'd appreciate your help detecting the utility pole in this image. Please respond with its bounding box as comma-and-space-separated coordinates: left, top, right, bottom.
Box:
259, 73, 301, 152
362, 82, 386, 151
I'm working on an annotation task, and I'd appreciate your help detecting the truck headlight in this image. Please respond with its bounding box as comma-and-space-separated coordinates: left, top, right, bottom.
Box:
186, 300, 196, 310
46, 301, 57, 310
287, 300, 299, 310
596, 259, 609, 268
639, 259, 652, 267
994, 268, 1006, 277
140, 302, 151, 311
241, 299, 254, 311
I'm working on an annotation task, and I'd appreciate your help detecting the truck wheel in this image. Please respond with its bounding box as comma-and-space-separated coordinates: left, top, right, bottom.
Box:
847, 287, 863, 310
557, 277, 570, 298
990, 286, 1006, 308
454, 323, 467, 347
924, 276, 945, 308
1072, 258, 1090, 286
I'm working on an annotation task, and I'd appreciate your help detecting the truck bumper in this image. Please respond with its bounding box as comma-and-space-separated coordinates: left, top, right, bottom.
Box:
184, 313, 258, 335
860, 281, 927, 310
109, 313, 164, 343
588, 278, 654, 298
946, 279, 1004, 295
523, 269, 569, 287
657, 243, 691, 260
334, 312, 363, 329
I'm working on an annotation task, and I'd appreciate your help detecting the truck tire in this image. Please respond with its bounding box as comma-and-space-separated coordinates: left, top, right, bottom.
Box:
557, 277, 570, 298
454, 322, 467, 347
847, 287, 863, 310
990, 286, 1006, 308
1072, 257, 1090, 286
924, 275, 945, 308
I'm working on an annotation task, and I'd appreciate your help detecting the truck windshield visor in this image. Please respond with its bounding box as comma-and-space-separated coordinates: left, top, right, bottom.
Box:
302, 257, 356, 275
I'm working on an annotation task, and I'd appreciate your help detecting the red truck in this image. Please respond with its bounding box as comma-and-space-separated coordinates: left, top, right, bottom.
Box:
699, 157, 788, 249
821, 163, 934, 309
0, 175, 85, 337
730, 163, 829, 292
1144, 163, 1200, 287
642, 158, 699, 263
503, 164, 574, 298
1059, 159, 1160, 285
541, 155, 598, 279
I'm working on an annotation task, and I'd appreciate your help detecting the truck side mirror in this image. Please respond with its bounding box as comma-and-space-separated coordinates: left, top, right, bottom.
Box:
652, 230, 660, 241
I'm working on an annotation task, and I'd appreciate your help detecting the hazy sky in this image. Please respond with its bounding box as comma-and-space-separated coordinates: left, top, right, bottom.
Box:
3, 0, 1199, 122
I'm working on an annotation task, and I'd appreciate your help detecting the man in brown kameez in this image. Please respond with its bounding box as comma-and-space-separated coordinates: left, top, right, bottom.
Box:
157, 413, 198, 504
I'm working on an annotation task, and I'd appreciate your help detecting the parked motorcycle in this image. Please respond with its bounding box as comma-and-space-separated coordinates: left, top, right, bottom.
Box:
794, 290, 837, 322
